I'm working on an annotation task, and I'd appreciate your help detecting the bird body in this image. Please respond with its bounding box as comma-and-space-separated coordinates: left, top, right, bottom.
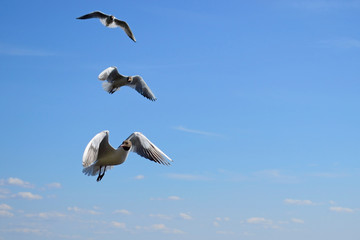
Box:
82, 131, 172, 181
98, 66, 157, 101
77, 11, 136, 42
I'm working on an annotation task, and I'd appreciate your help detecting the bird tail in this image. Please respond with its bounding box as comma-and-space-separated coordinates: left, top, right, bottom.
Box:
82, 165, 113, 176
102, 81, 118, 94
82, 165, 98, 176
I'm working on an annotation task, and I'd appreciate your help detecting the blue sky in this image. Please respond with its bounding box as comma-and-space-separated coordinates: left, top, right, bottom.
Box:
1, 0, 360, 239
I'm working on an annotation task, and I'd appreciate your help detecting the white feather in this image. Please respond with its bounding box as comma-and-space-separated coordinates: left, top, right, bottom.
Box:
98, 67, 116, 81
102, 81, 114, 93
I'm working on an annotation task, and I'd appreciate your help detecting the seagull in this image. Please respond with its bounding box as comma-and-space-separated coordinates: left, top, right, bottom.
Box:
82, 131, 172, 181
76, 11, 136, 42
98, 66, 157, 101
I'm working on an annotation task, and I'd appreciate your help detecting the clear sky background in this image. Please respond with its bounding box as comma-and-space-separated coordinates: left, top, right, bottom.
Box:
1, 0, 360, 239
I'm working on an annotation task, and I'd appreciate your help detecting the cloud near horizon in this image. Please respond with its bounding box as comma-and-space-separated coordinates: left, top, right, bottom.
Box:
173, 126, 222, 137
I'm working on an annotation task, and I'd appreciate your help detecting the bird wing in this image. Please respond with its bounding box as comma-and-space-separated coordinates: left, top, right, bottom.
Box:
127, 76, 157, 101
77, 11, 108, 20
98, 66, 124, 82
114, 19, 136, 42
126, 132, 172, 165
82, 130, 114, 167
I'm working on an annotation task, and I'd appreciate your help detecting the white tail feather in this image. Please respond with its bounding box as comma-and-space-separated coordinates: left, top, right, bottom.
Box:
102, 81, 113, 93
82, 165, 113, 176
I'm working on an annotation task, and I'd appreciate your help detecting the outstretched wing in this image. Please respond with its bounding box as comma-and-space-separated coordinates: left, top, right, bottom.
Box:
82, 130, 110, 167
114, 19, 136, 42
126, 132, 172, 165
98, 66, 123, 82
127, 76, 157, 101
77, 11, 108, 20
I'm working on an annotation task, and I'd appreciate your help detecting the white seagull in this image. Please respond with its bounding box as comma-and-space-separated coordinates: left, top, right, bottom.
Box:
98, 66, 157, 101
82, 131, 172, 181
76, 11, 136, 42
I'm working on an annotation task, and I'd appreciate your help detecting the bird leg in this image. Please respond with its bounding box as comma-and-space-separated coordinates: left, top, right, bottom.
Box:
97, 166, 105, 182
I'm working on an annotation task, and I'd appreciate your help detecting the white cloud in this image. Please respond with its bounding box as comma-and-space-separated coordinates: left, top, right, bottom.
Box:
0, 210, 13, 217
284, 198, 314, 205
111, 221, 126, 229
16, 192, 42, 200
149, 213, 172, 220
134, 175, 145, 180
5, 228, 45, 234
135, 224, 185, 234
150, 195, 182, 201
0, 44, 55, 57
168, 195, 181, 201
213, 221, 220, 227
114, 209, 131, 215
253, 170, 298, 183
0, 178, 34, 188
246, 217, 272, 225
45, 182, 62, 189
0, 203, 12, 210
179, 212, 192, 220
0, 188, 10, 198
291, 218, 304, 224
330, 206, 355, 213
67, 206, 101, 215
25, 211, 66, 219
173, 126, 222, 137
152, 224, 166, 230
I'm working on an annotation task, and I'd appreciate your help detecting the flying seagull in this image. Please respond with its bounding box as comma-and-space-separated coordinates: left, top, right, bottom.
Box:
98, 66, 157, 101
77, 11, 136, 42
82, 131, 172, 181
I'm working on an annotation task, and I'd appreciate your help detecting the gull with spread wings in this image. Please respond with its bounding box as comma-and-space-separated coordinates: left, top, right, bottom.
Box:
98, 66, 157, 101
82, 131, 172, 181
77, 11, 136, 42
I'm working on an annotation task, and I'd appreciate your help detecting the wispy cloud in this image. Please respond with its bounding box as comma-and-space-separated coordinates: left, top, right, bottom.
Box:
150, 195, 182, 201
291, 218, 305, 224
45, 182, 62, 189
149, 213, 172, 220
284, 198, 315, 205
213, 217, 230, 227
135, 224, 185, 234
113, 209, 131, 215
330, 206, 355, 213
318, 38, 360, 49
253, 169, 298, 183
25, 211, 66, 219
0, 203, 14, 217
173, 126, 222, 137
0, 203, 12, 210
246, 217, 272, 225
0, 44, 55, 57
111, 221, 126, 229
166, 173, 210, 181
0, 210, 14, 217
134, 175, 145, 180
4, 228, 47, 235
179, 212, 192, 220
67, 206, 101, 215
0, 177, 34, 188
15, 192, 42, 200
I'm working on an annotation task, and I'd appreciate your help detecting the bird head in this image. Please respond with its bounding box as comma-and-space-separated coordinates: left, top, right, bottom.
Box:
120, 140, 132, 151
127, 76, 133, 83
